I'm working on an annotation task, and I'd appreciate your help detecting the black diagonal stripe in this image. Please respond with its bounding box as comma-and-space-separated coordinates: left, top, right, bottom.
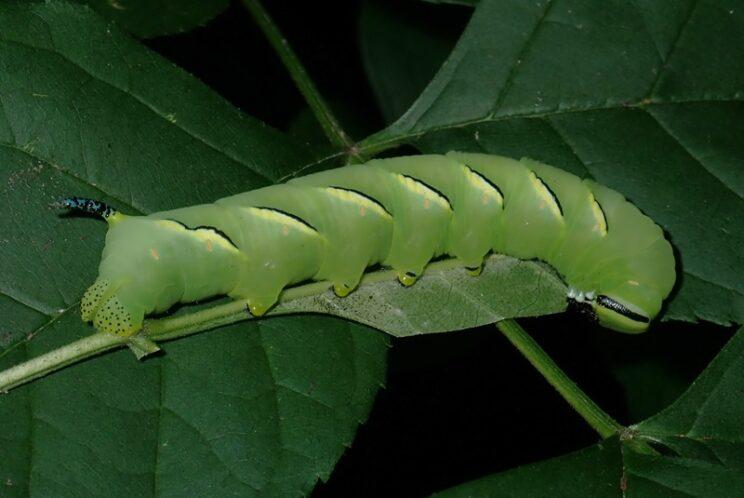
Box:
593, 198, 609, 232
253, 206, 318, 232
401, 174, 452, 210
165, 218, 239, 249
328, 186, 392, 216
532, 173, 564, 217
465, 166, 505, 203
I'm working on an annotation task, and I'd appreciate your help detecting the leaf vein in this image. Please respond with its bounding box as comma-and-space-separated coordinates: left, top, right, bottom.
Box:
0, 37, 273, 185
644, 0, 700, 99
644, 108, 743, 201
489, 0, 555, 115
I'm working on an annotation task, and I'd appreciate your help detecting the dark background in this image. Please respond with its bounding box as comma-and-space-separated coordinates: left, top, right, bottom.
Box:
146, 2, 734, 496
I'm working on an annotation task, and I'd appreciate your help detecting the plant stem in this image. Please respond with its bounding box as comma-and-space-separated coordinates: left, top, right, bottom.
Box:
0, 257, 468, 393
496, 319, 622, 439
241, 0, 359, 158
0, 333, 127, 392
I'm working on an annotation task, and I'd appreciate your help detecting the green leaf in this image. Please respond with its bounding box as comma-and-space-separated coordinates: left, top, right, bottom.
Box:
361, 0, 744, 327
0, 2, 386, 495
77, 0, 228, 38
0, 315, 388, 496
434, 326, 744, 497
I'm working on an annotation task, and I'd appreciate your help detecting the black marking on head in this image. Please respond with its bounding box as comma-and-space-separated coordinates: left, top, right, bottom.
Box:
254, 206, 318, 232
533, 174, 563, 217
596, 295, 650, 323
465, 266, 480, 272
405, 271, 416, 278
465, 166, 505, 203
401, 174, 452, 210
328, 186, 392, 216
54, 197, 116, 219
164, 219, 239, 249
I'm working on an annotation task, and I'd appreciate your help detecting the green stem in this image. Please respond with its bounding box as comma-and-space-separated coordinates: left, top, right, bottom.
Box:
0, 258, 467, 393
241, 0, 359, 158
356, 132, 407, 159
0, 333, 127, 392
497, 319, 622, 439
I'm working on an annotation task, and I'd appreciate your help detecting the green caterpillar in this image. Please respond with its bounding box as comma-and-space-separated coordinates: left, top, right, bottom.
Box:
62, 153, 676, 337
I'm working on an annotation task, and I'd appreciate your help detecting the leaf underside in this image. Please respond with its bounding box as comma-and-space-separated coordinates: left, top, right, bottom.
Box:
274, 255, 566, 338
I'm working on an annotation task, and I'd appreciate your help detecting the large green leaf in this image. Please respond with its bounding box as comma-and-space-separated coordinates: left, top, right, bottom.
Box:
0, 315, 388, 497
361, 0, 744, 327
434, 326, 744, 497
0, 2, 386, 496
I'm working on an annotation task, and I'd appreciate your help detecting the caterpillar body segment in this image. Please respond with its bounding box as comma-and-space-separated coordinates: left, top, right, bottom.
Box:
68, 153, 676, 337
290, 158, 455, 285
217, 183, 392, 298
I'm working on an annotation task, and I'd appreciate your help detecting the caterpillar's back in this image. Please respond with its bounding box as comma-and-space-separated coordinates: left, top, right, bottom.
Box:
69, 153, 675, 336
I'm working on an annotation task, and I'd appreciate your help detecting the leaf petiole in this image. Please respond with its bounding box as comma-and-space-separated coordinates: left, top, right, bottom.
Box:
497, 319, 623, 439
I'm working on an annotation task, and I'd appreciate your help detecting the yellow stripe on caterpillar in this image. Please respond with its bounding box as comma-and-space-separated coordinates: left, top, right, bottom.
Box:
528, 172, 563, 220
462, 165, 503, 207
589, 194, 608, 236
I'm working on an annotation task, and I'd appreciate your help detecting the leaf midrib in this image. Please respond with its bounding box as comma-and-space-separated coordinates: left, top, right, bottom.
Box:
359, 96, 744, 154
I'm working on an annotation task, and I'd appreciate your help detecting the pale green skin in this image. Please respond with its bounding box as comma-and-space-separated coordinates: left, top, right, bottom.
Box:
81, 153, 676, 336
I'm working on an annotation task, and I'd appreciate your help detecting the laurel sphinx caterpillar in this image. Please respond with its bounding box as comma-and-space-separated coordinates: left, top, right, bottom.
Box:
61, 153, 676, 337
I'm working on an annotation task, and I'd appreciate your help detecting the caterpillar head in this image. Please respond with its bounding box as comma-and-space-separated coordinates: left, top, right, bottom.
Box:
588, 278, 666, 333
569, 283, 658, 334
81, 278, 144, 337
592, 293, 651, 334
